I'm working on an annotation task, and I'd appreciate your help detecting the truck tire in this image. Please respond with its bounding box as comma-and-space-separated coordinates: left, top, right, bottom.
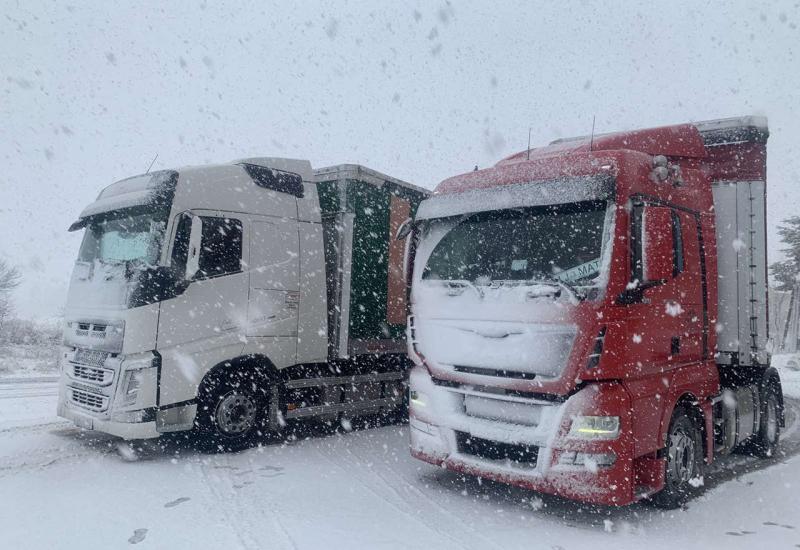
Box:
652, 406, 704, 509
194, 370, 270, 452
750, 383, 781, 458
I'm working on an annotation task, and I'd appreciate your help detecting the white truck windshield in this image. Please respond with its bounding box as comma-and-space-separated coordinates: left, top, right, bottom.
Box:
422, 200, 611, 289
78, 209, 167, 265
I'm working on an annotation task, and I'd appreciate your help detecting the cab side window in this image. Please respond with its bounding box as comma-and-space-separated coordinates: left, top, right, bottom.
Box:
629, 204, 684, 284
170, 214, 192, 275
197, 217, 243, 279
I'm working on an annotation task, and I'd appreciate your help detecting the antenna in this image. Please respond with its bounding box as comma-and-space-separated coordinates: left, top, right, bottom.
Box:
589, 116, 596, 152
145, 153, 159, 174
526, 127, 532, 160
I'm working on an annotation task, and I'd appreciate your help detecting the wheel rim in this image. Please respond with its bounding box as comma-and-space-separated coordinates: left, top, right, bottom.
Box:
765, 396, 779, 444
667, 426, 696, 484
215, 392, 257, 436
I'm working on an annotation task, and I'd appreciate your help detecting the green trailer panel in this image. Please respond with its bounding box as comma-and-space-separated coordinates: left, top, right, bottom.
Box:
315, 165, 429, 358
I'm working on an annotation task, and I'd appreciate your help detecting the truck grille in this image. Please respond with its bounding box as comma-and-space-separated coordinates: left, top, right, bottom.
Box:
71, 364, 114, 386
463, 393, 543, 426
69, 388, 109, 412
74, 348, 109, 367
75, 323, 106, 338
456, 432, 538, 466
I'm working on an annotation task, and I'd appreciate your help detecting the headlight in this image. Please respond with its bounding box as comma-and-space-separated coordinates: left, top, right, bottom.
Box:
121, 370, 143, 406
117, 353, 159, 409
568, 415, 620, 439
410, 390, 427, 408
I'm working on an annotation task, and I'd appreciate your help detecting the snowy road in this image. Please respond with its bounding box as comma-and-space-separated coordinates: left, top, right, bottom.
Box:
1, 379, 800, 549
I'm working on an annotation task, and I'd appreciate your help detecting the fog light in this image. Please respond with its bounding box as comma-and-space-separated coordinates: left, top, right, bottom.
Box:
558, 451, 616, 468
577, 452, 616, 467
111, 409, 147, 423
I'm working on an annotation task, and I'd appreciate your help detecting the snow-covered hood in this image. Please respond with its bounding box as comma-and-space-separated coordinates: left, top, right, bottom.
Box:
412, 282, 577, 379
62, 261, 158, 354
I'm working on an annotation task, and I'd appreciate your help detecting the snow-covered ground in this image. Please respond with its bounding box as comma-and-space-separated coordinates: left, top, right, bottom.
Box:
1, 364, 799, 549
0, 343, 59, 379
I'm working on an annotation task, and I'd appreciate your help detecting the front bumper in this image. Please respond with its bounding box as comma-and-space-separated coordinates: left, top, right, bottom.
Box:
57, 347, 168, 440
408, 366, 636, 506
57, 400, 160, 439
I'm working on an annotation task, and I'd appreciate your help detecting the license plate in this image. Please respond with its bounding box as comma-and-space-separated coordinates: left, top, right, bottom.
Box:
74, 415, 94, 430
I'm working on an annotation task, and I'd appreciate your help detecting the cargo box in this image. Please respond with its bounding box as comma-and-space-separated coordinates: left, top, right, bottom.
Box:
314, 165, 430, 359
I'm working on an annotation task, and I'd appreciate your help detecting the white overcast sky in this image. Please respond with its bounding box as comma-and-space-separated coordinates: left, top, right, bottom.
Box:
1, 0, 799, 319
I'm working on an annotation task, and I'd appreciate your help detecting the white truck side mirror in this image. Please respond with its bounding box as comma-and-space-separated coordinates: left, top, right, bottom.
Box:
185, 214, 203, 280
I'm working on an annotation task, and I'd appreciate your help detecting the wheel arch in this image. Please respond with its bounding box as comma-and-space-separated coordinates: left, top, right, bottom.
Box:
661, 391, 710, 461
197, 353, 282, 400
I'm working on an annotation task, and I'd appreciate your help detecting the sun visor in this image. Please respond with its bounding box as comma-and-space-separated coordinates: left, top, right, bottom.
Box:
68, 170, 178, 231
415, 175, 615, 221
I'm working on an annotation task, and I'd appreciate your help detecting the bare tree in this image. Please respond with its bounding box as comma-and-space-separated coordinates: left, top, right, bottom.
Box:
0, 259, 21, 332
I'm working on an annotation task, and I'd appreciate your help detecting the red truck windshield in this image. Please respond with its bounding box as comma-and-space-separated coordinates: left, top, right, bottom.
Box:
421, 200, 611, 290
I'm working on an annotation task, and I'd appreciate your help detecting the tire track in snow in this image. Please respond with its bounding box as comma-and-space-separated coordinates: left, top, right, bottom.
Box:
0, 376, 59, 385
197, 453, 299, 550
0, 419, 69, 435
337, 431, 506, 550
196, 457, 262, 550
310, 435, 470, 549
0, 390, 58, 399
0, 437, 117, 478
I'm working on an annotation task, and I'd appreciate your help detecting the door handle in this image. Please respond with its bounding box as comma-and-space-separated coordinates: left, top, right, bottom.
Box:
670, 336, 681, 355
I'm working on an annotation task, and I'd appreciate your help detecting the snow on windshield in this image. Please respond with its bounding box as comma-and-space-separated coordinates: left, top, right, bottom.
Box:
422, 200, 610, 289
78, 211, 166, 265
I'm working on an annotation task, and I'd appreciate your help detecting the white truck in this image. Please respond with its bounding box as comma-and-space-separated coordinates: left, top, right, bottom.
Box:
57, 158, 428, 450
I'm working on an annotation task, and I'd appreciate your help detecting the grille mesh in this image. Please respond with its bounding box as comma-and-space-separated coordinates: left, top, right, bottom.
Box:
69, 388, 108, 412
456, 432, 538, 466
74, 348, 109, 367
72, 365, 112, 385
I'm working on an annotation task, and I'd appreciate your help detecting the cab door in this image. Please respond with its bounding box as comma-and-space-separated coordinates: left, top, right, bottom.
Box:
621, 203, 705, 455
156, 211, 249, 405
671, 210, 705, 363
245, 216, 300, 349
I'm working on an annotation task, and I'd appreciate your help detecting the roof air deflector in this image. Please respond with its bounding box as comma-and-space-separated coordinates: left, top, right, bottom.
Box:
239, 163, 304, 198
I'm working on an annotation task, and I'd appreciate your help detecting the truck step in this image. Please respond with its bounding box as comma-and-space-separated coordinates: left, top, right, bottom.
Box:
284, 395, 403, 419
284, 371, 404, 389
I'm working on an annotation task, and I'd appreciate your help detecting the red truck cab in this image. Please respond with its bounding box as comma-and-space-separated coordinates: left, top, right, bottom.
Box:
407, 117, 783, 507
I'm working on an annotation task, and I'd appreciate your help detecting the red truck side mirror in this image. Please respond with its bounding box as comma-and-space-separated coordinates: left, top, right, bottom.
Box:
642, 206, 674, 283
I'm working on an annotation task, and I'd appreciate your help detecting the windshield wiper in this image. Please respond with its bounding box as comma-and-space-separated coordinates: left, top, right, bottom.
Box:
524, 277, 585, 301
436, 279, 485, 298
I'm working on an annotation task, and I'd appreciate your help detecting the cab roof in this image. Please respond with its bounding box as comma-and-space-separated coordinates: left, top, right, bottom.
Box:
435, 116, 768, 196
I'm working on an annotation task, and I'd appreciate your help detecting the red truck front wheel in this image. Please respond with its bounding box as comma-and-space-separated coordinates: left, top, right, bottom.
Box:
652, 406, 704, 509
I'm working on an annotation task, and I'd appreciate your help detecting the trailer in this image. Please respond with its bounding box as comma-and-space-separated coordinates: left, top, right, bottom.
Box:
56, 157, 428, 450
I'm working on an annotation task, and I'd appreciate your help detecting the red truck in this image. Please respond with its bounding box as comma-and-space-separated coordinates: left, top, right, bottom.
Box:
406, 116, 783, 508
